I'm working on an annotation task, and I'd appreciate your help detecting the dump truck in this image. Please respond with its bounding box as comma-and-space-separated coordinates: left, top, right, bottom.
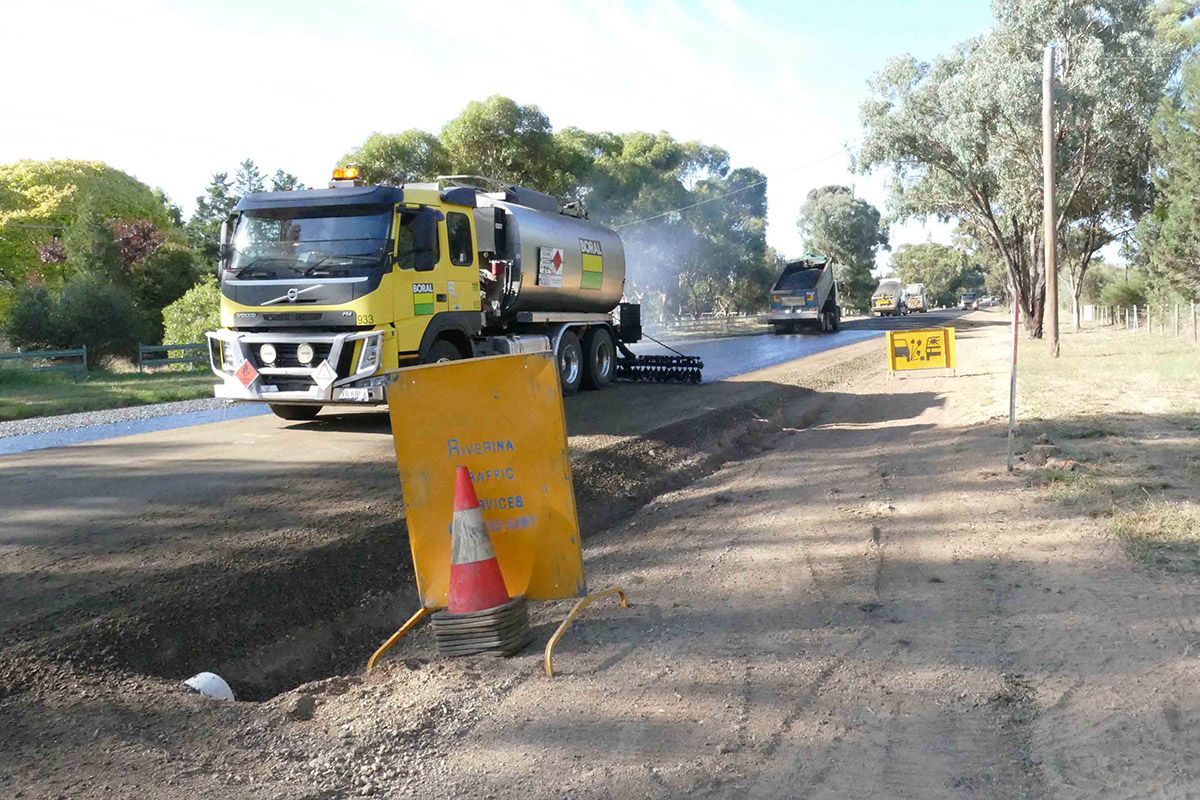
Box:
767, 255, 840, 334
905, 283, 928, 312
871, 278, 907, 317
206, 169, 701, 420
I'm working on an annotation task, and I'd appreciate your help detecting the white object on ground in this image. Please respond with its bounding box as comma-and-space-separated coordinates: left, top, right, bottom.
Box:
184, 672, 235, 701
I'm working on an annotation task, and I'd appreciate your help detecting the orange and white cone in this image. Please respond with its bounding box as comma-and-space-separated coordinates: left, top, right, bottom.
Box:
447, 466, 511, 613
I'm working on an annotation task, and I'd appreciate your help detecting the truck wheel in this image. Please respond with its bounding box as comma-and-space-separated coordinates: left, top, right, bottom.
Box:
830, 308, 841, 332
772, 323, 788, 335
423, 339, 461, 364
556, 330, 583, 396
582, 327, 614, 390
269, 404, 321, 421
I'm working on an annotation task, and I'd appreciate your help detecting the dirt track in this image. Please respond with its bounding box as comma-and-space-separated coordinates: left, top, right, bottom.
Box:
4, 313, 1200, 798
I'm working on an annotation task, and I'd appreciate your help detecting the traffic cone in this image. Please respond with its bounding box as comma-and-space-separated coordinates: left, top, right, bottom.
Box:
447, 466, 511, 613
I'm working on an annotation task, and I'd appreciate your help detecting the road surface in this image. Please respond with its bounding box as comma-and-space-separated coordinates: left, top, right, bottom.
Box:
0, 308, 964, 456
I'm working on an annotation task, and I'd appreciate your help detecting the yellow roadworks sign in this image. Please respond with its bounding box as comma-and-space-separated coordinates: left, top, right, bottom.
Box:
886, 327, 957, 372
387, 352, 586, 608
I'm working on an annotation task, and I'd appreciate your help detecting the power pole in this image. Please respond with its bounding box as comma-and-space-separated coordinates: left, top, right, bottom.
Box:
1043, 45, 1059, 357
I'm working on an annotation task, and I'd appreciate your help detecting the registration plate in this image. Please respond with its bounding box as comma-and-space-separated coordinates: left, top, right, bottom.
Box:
339, 388, 371, 402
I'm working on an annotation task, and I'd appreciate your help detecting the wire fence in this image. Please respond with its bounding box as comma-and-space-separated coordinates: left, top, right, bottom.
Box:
1093, 302, 1200, 344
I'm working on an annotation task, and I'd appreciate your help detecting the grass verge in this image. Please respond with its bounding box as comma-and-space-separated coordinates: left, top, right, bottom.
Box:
1110, 500, 1200, 572
0, 369, 215, 422
1013, 324, 1200, 564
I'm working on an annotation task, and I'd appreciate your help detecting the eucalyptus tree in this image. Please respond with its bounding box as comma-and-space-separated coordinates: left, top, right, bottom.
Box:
858, 0, 1175, 336
796, 185, 889, 311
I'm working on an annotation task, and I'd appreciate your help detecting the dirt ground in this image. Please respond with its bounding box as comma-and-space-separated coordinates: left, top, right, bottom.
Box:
4, 314, 1200, 798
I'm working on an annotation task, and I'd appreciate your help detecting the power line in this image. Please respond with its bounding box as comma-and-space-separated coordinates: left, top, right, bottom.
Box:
614, 150, 845, 229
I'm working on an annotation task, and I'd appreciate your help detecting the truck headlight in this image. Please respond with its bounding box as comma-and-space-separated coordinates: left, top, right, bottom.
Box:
259, 343, 276, 365
296, 343, 315, 365
358, 334, 382, 373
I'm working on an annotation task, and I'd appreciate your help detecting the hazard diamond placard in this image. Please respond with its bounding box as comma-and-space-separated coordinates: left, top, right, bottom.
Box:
235, 359, 259, 387
537, 247, 564, 288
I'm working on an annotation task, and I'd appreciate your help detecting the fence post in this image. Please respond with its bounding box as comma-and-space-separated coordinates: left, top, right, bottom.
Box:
81, 345, 88, 372
1134, 305, 1139, 331
1175, 304, 1180, 338
1193, 301, 1197, 345
1149, 306, 1154, 334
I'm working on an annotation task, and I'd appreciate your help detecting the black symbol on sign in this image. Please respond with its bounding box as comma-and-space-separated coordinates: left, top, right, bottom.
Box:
893, 340, 910, 360
926, 335, 942, 359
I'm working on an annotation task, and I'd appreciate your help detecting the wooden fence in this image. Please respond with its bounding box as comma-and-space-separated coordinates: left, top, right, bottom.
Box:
137, 343, 208, 373
0, 347, 87, 372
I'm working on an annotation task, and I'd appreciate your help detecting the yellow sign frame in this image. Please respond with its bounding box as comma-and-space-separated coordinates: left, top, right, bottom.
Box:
387, 352, 586, 608
886, 327, 957, 373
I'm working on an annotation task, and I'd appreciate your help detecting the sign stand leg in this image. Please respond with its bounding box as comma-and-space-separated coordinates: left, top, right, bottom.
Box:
545, 587, 629, 678
367, 606, 433, 672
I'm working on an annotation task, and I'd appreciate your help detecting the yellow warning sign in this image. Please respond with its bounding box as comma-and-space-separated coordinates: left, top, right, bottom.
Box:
387, 352, 586, 608
886, 327, 957, 372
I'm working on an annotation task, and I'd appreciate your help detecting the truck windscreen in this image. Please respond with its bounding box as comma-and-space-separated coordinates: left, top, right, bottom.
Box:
229, 207, 392, 279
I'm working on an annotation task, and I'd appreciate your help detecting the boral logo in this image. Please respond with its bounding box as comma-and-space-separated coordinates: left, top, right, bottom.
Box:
412, 282, 435, 316
579, 238, 603, 256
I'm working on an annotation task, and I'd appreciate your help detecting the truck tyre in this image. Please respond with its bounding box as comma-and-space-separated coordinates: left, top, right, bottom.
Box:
556, 330, 583, 396
582, 327, 614, 390
423, 339, 461, 364
773, 323, 788, 335
270, 404, 321, 421
829, 307, 841, 332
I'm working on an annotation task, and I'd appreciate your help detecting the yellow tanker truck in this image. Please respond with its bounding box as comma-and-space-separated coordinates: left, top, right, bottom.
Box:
206, 170, 699, 420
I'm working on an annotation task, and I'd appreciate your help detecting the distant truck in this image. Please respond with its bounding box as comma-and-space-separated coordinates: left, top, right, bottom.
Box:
904, 283, 928, 313
767, 255, 840, 334
960, 292, 978, 310
871, 279, 907, 317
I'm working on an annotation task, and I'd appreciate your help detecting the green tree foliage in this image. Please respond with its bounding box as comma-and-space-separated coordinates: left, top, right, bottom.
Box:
270, 170, 306, 192
1100, 268, 1148, 308
858, 0, 1175, 337
796, 186, 888, 311
186, 159, 302, 263
1138, 52, 1200, 300
891, 242, 983, 307
440, 96, 571, 194
186, 171, 234, 261
4, 283, 58, 349
338, 99, 773, 317
162, 275, 221, 345
339, 131, 449, 185
0, 160, 171, 291
5, 275, 146, 366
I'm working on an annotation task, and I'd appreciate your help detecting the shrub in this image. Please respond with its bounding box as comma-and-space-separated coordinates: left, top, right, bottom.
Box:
6, 277, 145, 367
4, 283, 60, 350
162, 275, 220, 345
1100, 274, 1148, 309
56, 275, 146, 366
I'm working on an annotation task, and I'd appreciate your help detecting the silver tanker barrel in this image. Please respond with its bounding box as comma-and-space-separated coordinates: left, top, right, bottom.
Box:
491, 200, 626, 315
475, 186, 702, 385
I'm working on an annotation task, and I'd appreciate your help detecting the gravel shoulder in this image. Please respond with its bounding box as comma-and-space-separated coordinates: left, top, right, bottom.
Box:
5, 314, 1200, 798
0, 397, 234, 439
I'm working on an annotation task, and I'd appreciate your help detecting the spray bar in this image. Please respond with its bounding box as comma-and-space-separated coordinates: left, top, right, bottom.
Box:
613, 336, 704, 385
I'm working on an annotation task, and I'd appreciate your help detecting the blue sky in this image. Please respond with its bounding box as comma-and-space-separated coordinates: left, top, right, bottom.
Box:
2, 0, 994, 262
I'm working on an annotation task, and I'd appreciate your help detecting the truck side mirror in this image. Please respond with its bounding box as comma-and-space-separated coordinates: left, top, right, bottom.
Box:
217, 213, 238, 274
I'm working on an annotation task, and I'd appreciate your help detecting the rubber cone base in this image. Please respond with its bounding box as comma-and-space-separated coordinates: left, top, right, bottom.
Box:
431, 595, 530, 658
